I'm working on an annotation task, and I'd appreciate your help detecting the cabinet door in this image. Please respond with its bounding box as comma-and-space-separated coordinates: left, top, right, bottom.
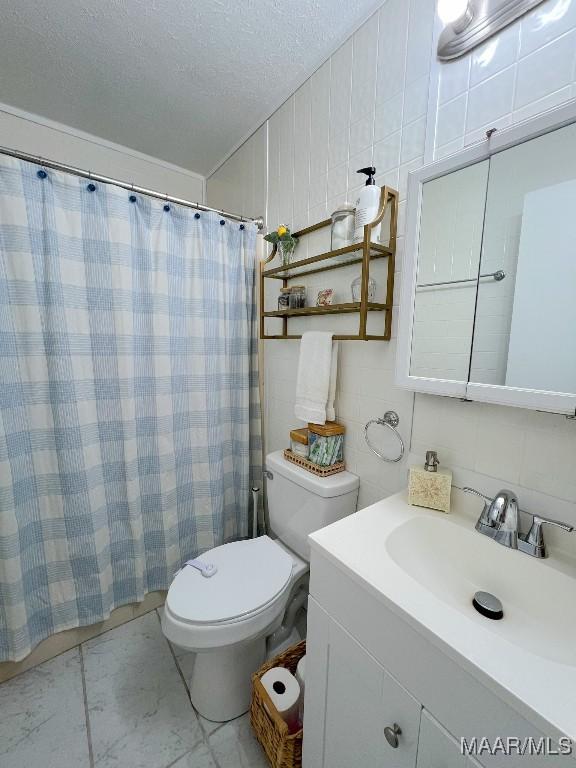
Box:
417, 710, 467, 768
322, 619, 421, 768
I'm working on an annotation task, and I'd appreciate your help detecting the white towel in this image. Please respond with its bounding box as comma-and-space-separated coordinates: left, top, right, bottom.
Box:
294, 332, 338, 425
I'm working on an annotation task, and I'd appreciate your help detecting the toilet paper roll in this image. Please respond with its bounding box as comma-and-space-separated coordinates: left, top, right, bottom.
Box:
260, 667, 301, 732
295, 655, 306, 691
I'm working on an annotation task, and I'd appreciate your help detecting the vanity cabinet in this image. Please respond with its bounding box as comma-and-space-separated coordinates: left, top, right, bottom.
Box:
303, 547, 574, 768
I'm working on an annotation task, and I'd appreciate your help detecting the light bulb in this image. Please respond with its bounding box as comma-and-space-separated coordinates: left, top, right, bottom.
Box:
437, 0, 471, 24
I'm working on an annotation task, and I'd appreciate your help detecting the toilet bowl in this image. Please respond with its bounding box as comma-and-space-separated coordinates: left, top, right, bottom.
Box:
161, 450, 359, 722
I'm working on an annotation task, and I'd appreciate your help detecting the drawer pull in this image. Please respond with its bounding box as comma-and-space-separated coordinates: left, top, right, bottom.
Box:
384, 723, 402, 748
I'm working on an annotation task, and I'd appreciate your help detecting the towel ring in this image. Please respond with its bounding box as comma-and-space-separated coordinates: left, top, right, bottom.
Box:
364, 411, 405, 463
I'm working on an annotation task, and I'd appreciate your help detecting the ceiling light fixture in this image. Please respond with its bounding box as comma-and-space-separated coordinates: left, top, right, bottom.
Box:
437, 0, 474, 30
437, 0, 547, 60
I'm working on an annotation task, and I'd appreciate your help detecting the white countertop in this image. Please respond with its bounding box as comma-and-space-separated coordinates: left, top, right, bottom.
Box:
309, 488, 576, 742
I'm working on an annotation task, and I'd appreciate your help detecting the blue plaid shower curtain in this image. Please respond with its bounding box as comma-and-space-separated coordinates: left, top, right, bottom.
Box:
0, 156, 261, 661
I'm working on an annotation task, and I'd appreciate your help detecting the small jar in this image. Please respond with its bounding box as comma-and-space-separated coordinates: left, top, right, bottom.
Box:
351, 276, 376, 303
278, 288, 291, 310
290, 428, 309, 458
289, 285, 306, 309
331, 205, 355, 251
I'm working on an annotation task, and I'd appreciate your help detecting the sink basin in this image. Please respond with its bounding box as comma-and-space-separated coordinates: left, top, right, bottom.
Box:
386, 516, 576, 666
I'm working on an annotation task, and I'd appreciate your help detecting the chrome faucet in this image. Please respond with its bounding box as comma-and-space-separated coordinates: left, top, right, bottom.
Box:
463, 487, 574, 558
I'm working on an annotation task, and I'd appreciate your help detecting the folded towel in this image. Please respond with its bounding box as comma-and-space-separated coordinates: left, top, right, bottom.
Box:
294, 332, 338, 425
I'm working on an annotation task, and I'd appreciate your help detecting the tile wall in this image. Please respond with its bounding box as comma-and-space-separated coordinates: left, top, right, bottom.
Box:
208, 0, 576, 517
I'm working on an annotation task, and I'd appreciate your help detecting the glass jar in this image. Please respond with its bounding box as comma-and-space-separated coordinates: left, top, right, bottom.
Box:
330, 205, 355, 252
278, 288, 291, 310
290, 428, 309, 458
278, 240, 296, 267
351, 276, 376, 303
289, 285, 306, 309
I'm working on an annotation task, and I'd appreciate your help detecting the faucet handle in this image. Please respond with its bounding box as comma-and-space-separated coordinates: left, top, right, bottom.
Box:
525, 515, 574, 554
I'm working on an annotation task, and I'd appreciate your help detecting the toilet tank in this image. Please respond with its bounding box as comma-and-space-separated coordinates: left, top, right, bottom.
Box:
265, 450, 359, 561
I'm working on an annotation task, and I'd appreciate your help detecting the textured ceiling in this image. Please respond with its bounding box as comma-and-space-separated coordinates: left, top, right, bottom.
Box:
0, 0, 383, 175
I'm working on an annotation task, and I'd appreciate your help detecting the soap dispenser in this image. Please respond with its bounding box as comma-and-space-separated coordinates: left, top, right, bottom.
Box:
408, 450, 452, 513
353, 167, 381, 243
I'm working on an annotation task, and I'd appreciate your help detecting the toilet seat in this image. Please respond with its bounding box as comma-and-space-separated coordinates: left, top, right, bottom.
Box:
162, 536, 298, 650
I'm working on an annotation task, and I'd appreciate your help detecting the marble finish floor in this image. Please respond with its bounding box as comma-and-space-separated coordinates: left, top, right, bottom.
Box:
0, 611, 269, 768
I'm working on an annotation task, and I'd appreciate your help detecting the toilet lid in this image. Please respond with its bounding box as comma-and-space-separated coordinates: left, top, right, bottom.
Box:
167, 536, 294, 624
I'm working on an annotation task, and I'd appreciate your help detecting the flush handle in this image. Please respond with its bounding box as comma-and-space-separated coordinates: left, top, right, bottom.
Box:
384, 723, 402, 749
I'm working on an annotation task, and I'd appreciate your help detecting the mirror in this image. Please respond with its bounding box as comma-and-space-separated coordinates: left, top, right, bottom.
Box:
410, 161, 488, 381
470, 123, 576, 394
398, 100, 576, 414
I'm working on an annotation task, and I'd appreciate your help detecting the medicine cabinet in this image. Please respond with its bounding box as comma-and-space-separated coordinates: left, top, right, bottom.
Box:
397, 100, 576, 416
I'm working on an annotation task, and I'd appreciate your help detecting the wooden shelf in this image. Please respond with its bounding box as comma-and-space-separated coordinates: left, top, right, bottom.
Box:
262, 242, 393, 279
264, 302, 390, 318
260, 186, 398, 342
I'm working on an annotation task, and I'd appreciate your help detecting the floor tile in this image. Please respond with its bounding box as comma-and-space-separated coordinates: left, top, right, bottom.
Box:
83, 612, 203, 768
168, 743, 219, 767
207, 713, 269, 768
198, 712, 233, 738
0, 648, 90, 768
173, 648, 195, 689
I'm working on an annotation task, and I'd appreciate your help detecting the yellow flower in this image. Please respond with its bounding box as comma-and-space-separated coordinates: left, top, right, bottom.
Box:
277, 225, 287, 237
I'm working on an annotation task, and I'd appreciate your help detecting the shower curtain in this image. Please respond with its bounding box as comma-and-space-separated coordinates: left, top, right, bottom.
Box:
0, 156, 261, 661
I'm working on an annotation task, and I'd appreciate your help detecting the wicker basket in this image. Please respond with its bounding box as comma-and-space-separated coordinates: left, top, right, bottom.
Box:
283, 449, 346, 477
250, 641, 306, 768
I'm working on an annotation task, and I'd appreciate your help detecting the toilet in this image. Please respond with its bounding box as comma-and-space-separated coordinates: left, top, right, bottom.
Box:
161, 449, 359, 722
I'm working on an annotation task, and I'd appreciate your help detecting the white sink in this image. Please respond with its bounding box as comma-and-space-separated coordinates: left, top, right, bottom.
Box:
309, 488, 576, 741
385, 515, 576, 666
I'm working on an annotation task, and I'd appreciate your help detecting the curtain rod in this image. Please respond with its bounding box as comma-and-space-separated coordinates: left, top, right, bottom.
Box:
0, 145, 265, 230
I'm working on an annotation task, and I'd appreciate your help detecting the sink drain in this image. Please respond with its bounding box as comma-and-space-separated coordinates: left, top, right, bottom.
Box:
472, 591, 504, 620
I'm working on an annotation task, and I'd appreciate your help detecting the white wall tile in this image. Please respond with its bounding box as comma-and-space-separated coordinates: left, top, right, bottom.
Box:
310, 61, 331, 179
405, 0, 436, 84
327, 162, 348, 201
435, 94, 467, 147
400, 117, 426, 164
373, 131, 401, 173
374, 93, 403, 142
349, 112, 375, 157
513, 84, 572, 122
208, 0, 576, 511
469, 23, 520, 87
351, 17, 379, 117
376, 0, 409, 102
437, 56, 470, 104
514, 30, 576, 109
466, 66, 516, 133
403, 75, 430, 124
519, 0, 576, 57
